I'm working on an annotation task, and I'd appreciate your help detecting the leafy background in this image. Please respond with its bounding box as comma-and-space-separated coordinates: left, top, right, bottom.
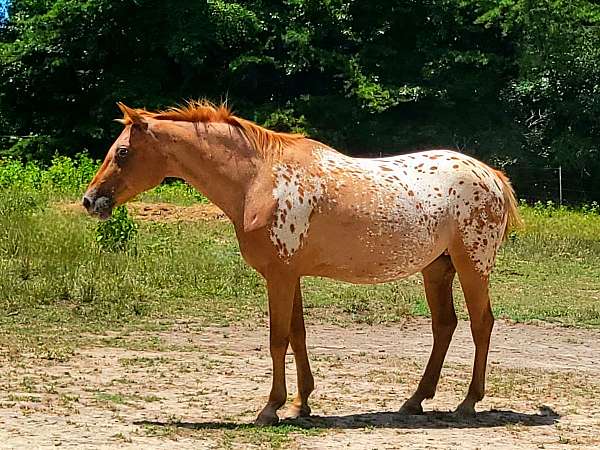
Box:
1, 0, 599, 201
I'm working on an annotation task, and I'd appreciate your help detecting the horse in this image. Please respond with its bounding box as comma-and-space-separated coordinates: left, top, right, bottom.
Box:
83, 101, 522, 426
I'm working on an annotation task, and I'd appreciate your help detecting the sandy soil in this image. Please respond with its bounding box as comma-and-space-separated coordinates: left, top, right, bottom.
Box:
1, 319, 599, 449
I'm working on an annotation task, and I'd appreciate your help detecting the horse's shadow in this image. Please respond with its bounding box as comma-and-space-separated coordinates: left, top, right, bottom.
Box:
135, 406, 559, 431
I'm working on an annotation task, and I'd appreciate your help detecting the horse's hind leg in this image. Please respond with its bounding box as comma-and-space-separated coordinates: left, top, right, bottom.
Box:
450, 246, 495, 417
400, 254, 457, 415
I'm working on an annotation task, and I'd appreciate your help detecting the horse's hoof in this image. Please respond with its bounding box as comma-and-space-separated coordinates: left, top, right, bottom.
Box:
286, 404, 311, 419
254, 411, 280, 427
453, 403, 476, 418
399, 401, 424, 415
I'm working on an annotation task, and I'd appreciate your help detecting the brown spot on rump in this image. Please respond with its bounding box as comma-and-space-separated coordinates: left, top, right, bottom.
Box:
290, 224, 295, 233
380, 166, 393, 172
430, 166, 438, 171
429, 155, 439, 160
285, 199, 292, 209
282, 173, 291, 182
453, 164, 459, 169
415, 163, 424, 169
459, 180, 465, 185
408, 190, 415, 196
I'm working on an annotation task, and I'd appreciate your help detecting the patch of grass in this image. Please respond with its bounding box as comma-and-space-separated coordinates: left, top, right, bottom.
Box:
95, 391, 130, 405
220, 424, 323, 449
59, 393, 80, 406
118, 356, 170, 367
1, 175, 600, 356
7, 394, 41, 402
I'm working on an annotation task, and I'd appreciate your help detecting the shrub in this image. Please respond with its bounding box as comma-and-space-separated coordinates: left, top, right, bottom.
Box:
94, 206, 138, 252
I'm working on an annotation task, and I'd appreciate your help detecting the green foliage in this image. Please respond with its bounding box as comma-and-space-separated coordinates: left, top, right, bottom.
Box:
1, 0, 599, 199
0, 153, 97, 196
139, 179, 208, 205
0, 155, 207, 203
94, 206, 137, 252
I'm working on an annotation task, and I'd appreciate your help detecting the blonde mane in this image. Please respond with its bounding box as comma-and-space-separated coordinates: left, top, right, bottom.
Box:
122, 100, 304, 158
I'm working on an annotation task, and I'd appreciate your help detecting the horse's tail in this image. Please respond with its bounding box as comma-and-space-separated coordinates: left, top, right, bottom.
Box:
494, 169, 523, 240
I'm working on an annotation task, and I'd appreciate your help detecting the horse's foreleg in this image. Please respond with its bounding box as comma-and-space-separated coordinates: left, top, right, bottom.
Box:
452, 250, 494, 417
287, 279, 314, 418
255, 274, 296, 426
400, 255, 457, 415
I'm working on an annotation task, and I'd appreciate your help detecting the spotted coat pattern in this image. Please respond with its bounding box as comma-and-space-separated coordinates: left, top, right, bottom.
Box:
269, 163, 325, 260
269, 148, 508, 276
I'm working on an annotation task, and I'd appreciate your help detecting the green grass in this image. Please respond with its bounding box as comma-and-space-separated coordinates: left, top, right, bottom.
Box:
1, 156, 600, 352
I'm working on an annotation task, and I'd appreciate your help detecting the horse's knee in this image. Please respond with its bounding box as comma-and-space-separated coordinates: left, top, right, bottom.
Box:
433, 313, 457, 340
471, 309, 494, 336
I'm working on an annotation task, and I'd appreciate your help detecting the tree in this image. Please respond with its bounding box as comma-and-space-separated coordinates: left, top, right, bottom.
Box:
1, 0, 599, 200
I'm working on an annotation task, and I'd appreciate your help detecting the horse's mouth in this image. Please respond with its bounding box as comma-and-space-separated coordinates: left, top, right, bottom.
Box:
83, 195, 114, 220
95, 208, 113, 220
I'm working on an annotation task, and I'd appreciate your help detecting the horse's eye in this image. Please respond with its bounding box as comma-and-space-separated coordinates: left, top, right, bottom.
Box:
116, 146, 129, 159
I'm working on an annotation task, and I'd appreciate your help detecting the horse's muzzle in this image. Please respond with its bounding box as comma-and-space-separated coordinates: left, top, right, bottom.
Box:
82, 193, 114, 220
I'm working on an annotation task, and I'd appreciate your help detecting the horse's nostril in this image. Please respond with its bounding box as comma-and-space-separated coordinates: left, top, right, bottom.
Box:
82, 196, 92, 210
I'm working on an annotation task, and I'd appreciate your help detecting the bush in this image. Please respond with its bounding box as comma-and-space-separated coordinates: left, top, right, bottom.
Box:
94, 206, 137, 252
0, 154, 98, 197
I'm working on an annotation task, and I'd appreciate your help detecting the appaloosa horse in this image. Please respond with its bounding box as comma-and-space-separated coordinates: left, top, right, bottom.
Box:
83, 101, 521, 425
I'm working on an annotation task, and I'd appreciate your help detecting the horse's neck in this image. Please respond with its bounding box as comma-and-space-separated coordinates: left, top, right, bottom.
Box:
166, 122, 261, 225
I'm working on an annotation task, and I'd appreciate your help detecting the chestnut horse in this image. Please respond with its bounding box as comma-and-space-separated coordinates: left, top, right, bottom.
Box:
83, 101, 521, 426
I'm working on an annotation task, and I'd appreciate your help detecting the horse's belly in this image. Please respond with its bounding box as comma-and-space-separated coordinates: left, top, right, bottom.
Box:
305, 220, 448, 283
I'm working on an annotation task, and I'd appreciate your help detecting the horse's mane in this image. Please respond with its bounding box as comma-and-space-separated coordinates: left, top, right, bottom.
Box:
123, 100, 304, 158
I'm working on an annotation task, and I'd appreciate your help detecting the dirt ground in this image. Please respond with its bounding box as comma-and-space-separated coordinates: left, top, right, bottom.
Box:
58, 201, 228, 223
1, 318, 599, 449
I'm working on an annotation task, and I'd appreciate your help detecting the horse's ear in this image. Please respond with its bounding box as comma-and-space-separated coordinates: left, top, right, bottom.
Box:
116, 102, 148, 131
243, 176, 277, 233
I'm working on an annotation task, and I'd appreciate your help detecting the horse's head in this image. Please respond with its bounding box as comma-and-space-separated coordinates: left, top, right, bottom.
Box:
83, 103, 168, 219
